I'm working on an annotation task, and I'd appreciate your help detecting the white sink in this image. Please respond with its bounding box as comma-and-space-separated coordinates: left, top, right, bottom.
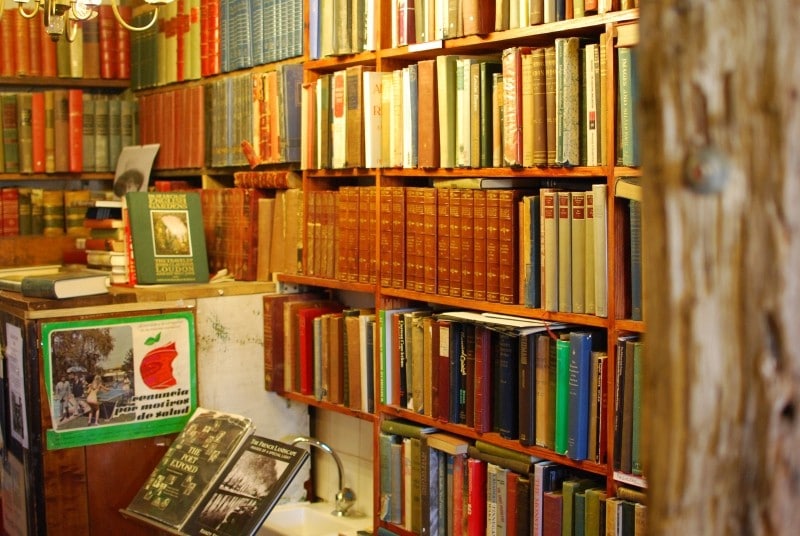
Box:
259, 502, 370, 536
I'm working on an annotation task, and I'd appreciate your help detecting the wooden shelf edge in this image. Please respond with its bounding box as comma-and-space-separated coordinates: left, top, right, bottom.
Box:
282, 391, 378, 423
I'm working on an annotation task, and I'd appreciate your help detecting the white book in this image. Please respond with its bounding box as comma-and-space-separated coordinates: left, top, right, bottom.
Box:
519, 0, 530, 27
331, 70, 347, 168
381, 71, 394, 169
363, 71, 383, 168
592, 183, 608, 317
585, 190, 596, 315
455, 57, 475, 168
543, 0, 556, 23
392, 69, 405, 167
584, 43, 600, 166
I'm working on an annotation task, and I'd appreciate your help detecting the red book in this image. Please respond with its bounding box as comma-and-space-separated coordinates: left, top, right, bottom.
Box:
0, 8, 16, 77
542, 490, 563, 536
466, 458, 487, 536
98, 6, 118, 79
262, 293, 322, 392
117, 5, 132, 79
506, 471, 519, 536
67, 89, 83, 173
27, 17, 41, 76
39, 20, 58, 77
298, 305, 343, 396
201, 0, 220, 76
452, 454, 467, 536
435, 318, 451, 422
31, 92, 46, 173
1, 188, 20, 237
13, 8, 31, 76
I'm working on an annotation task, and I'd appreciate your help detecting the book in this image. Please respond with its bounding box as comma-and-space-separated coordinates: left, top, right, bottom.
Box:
20, 268, 110, 299
0, 264, 63, 293
123, 407, 309, 535
125, 191, 210, 284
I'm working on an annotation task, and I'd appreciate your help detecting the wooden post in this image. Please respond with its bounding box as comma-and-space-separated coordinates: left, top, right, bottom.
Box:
640, 1, 800, 534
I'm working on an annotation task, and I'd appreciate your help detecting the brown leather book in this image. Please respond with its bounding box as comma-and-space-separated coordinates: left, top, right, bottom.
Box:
422, 188, 437, 294
262, 292, 321, 392
436, 188, 451, 296
472, 190, 487, 301
417, 59, 440, 169
460, 189, 475, 299
498, 189, 523, 305
485, 190, 501, 302
448, 188, 463, 298
379, 187, 394, 288
391, 186, 406, 289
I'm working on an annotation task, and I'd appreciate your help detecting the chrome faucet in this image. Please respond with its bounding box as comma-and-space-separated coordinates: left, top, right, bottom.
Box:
291, 436, 357, 517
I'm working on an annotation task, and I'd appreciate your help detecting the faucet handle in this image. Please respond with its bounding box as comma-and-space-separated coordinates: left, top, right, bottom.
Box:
334, 486, 356, 517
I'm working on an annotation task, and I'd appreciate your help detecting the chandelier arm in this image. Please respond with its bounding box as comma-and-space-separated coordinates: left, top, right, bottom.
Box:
18, 1, 42, 19
63, 15, 79, 42
110, 0, 158, 32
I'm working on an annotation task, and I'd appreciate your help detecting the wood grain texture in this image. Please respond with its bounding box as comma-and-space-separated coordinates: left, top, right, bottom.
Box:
640, 1, 800, 534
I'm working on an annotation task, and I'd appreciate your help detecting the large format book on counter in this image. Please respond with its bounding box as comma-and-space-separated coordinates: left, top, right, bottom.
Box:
122, 407, 309, 536
125, 191, 210, 284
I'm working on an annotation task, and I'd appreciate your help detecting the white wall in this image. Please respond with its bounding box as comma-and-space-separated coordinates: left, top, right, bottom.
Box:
194, 292, 311, 504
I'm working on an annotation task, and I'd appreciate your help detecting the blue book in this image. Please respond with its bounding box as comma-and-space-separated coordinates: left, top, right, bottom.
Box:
448, 321, 464, 424
251, 0, 265, 65
279, 63, 303, 163
495, 331, 519, 440
525, 194, 542, 308
567, 331, 595, 461
263, 0, 276, 64
308, 0, 320, 59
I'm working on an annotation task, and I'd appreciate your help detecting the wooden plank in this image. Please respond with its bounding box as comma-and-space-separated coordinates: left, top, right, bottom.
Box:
108, 281, 277, 301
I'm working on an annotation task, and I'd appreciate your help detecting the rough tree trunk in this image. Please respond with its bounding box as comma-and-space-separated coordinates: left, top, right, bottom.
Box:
640, 1, 800, 534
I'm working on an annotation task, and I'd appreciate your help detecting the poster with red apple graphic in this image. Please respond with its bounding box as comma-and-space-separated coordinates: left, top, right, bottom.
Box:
41, 311, 197, 450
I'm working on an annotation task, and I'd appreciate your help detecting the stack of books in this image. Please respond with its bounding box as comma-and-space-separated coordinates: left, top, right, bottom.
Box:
78, 200, 129, 285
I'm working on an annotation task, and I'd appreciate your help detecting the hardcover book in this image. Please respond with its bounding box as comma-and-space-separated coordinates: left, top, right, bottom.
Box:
123, 407, 308, 536
20, 268, 110, 299
125, 191, 210, 284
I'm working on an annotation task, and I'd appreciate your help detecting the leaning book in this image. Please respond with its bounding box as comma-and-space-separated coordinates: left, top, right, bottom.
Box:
125, 191, 210, 284
122, 407, 308, 536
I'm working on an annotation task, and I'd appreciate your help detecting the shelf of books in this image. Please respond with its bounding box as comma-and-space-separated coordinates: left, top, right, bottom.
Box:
270, 2, 648, 535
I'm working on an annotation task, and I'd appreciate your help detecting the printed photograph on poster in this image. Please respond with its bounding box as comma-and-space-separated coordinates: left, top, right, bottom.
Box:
42, 311, 197, 450
4, 323, 29, 450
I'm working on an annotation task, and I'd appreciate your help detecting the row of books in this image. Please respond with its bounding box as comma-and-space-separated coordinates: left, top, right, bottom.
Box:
308, 0, 375, 59
137, 85, 205, 170
207, 65, 303, 168
300, 37, 628, 172
303, 184, 611, 314
262, 292, 379, 413
613, 334, 644, 478
378, 421, 646, 536
129, 0, 303, 90
381, 309, 607, 462
0, 5, 131, 80
0, 188, 107, 239
0, 91, 138, 174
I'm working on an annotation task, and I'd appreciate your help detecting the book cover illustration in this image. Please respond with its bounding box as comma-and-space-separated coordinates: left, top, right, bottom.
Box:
182, 435, 309, 536
123, 407, 255, 531
126, 191, 210, 284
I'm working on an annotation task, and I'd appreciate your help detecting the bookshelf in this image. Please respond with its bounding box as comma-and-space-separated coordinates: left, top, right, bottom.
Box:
282, 2, 646, 535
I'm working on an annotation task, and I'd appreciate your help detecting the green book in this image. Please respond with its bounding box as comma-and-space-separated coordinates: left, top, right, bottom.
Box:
554, 335, 571, 455
125, 191, 210, 284
585, 487, 608, 536
561, 478, 595, 536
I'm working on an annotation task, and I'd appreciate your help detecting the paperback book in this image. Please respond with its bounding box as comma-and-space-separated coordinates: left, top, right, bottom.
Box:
122, 407, 308, 536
